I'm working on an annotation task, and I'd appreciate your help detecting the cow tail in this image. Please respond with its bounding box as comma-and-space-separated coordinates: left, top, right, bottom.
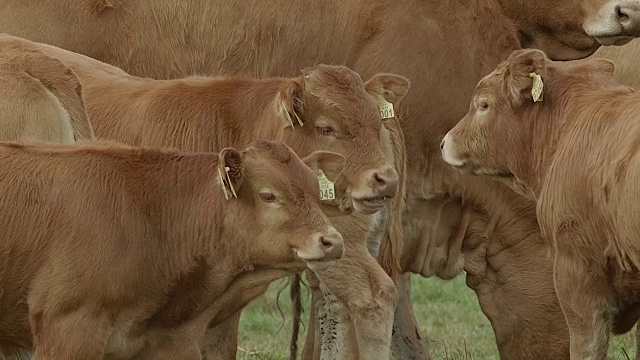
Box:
289, 273, 302, 360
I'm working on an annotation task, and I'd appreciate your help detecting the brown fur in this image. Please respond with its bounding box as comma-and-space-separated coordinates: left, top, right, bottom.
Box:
0, 139, 346, 359
444, 48, 640, 359
0, 42, 94, 144
0, 35, 410, 359
0, 1, 626, 357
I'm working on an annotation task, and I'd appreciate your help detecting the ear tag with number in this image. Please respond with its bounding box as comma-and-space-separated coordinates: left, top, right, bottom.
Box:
378, 97, 395, 119
316, 170, 335, 201
529, 73, 544, 102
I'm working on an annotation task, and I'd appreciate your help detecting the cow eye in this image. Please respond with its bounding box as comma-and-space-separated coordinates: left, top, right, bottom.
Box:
316, 126, 335, 136
478, 101, 489, 111
260, 192, 278, 203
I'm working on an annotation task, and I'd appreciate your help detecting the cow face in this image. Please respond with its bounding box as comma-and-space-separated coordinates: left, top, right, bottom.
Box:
219, 140, 345, 271
440, 49, 551, 178
496, 0, 640, 60
277, 64, 410, 215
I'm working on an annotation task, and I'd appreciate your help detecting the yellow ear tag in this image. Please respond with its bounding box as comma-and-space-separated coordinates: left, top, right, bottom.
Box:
378, 97, 395, 119
529, 73, 544, 102
316, 170, 335, 201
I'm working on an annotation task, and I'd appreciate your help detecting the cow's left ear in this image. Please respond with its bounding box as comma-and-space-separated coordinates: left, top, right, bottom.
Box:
217, 147, 245, 199
364, 73, 410, 105
301, 151, 345, 183
507, 49, 548, 104
277, 79, 305, 128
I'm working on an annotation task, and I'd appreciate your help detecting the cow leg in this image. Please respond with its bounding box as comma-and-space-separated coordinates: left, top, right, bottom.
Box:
199, 312, 241, 359
313, 239, 398, 360
554, 253, 613, 360
31, 310, 108, 360
391, 273, 430, 360
318, 289, 354, 359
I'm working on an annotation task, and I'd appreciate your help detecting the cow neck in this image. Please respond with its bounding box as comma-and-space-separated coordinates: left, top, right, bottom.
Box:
512, 69, 590, 200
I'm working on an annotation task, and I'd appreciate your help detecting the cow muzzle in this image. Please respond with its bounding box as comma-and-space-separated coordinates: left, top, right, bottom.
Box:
298, 226, 344, 272
350, 166, 399, 214
585, 1, 640, 45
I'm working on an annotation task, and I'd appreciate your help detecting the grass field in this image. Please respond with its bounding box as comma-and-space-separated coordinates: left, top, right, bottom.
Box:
238, 274, 637, 359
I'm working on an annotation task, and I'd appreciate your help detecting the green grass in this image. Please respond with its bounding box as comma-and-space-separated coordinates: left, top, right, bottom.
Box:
237, 275, 637, 359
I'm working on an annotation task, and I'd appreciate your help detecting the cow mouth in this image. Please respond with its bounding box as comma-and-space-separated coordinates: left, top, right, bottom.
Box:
594, 35, 634, 46
451, 163, 513, 178
304, 259, 337, 272
352, 196, 387, 214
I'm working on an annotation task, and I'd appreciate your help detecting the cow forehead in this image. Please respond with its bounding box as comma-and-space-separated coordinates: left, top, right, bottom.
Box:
245, 152, 321, 202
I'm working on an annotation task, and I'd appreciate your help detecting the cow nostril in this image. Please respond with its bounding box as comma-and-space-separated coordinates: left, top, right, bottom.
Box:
616, 5, 630, 21
440, 139, 445, 150
374, 172, 386, 186
320, 236, 332, 248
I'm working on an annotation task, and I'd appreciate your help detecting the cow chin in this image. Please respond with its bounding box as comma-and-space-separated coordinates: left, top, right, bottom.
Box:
594, 35, 635, 46
305, 259, 337, 272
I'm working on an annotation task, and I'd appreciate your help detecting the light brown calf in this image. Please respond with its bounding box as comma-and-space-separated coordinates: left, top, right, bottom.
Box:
0, 43, 94, 143
442, 48, 640, 359
0, 140, 345, 360
0, 35, 410, 359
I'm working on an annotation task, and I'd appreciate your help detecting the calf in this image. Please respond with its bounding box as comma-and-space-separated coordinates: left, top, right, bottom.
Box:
0, 140, 345, 360
0, 43, 94, 143
441, 48, 640, 359
0, 34, 410, 359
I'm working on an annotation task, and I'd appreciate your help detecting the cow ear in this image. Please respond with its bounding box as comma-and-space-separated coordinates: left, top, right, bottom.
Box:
570, 58, 616, 76
217, 148, 244, 199
302, 68, 327, 99
364, 73, 410, 105
278, 79, 305, 128
301, 151, 345, 183
507, 49, 548, 104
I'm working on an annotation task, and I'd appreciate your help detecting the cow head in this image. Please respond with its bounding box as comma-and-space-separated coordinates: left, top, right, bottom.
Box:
440, 49, 616, 189
276, 64, 410, 215
496, 0, 640, 60
219, 140, 346, 271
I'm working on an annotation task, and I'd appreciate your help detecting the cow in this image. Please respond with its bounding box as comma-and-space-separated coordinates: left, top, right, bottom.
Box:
0, 43, 94, 144
0, 139, 346, 359
0, 35, 410, 359
441, 48, 640, 360
2, 0, 637, 358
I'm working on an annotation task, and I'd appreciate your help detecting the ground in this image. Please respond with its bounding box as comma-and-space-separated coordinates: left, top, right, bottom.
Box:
238, 274, 637, 359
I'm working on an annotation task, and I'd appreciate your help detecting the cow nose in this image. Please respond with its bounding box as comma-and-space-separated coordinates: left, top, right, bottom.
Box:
615, 3, 640, 31
317, 227, 344, 259
373, 167, 399, 197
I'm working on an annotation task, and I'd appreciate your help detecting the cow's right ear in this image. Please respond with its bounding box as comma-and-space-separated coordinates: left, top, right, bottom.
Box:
217, 148, 245, 199
507, 49, 548, 104
301, 151, 345, 183
278, 79, 305, 128
569, 58, 616, 77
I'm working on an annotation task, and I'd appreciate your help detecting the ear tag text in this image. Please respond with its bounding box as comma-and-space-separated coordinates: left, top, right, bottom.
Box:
529, 73, 544, 102
316, 170, 335, 201
378, 97, 395, 119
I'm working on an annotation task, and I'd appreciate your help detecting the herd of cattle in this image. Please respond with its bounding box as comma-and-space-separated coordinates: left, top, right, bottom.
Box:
3, 1, 640, 359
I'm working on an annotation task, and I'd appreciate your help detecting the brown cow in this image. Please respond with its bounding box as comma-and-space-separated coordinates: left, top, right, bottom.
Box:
2, 0, 633, 358
0, 139, 346, 359
0, 35, 410, 359
441, 48, 640, 359
0, 44, 94, 144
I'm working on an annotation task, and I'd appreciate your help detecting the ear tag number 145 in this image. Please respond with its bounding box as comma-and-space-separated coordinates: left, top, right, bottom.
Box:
316, 170, 335, 201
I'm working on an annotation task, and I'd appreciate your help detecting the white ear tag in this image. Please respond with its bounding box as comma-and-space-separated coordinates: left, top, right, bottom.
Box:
529, 73, 544, 102
378, 97, 395, 119
316, 170, 335, 201
217, 168, 230, 200
280, 101, 304, 127
217, 166, 237, 200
